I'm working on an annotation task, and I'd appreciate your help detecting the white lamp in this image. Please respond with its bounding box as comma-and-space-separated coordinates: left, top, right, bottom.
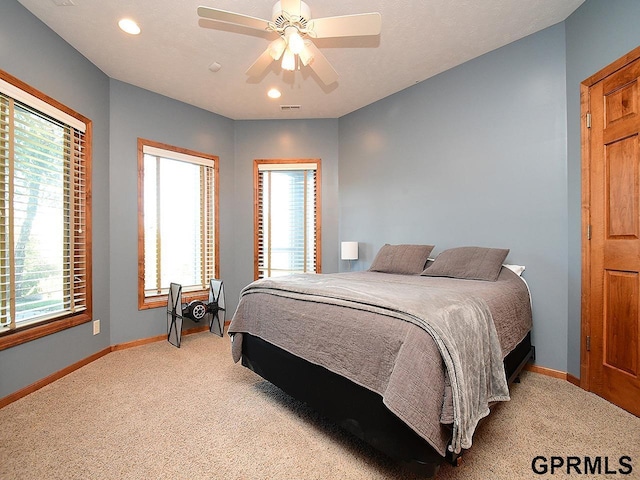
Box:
341, 241, 358, 271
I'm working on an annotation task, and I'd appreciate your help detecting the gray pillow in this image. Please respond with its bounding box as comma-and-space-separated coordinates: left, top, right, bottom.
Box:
421, 246, 509, 281
369, 244, 435, 275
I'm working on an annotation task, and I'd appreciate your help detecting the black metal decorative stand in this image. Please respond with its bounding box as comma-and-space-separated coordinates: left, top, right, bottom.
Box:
166, 279, 226, 347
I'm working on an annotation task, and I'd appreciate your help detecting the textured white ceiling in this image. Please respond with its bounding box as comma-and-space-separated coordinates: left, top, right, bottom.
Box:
18, 0, 584, 120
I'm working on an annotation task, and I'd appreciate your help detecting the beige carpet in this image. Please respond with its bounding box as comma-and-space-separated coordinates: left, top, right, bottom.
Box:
1, 332, 638, 479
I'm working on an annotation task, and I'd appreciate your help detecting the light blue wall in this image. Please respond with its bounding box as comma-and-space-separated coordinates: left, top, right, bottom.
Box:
4, 0, 640, 400
0, 0, 342, 400
0, 0, 111, 397
108, 80, 235, 345
108, 92, 340, 346
339, 24, 569, 370
565, 0, 640, 377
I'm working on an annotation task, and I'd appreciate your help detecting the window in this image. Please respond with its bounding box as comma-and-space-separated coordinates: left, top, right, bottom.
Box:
138, 139, 219, 309
254, 159, 321, 280
0, 70, 92, 350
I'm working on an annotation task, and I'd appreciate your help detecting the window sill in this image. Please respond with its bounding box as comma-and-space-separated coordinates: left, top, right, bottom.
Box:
0, 312, 92, 351
139, 290, 209, 311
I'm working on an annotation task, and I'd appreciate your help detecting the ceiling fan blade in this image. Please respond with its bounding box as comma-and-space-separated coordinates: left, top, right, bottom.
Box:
197, 6, 270, 31
309, 12, 381, 38
245, 48, 274, 77
304, 42, 338, 85
280, 0, 302, 17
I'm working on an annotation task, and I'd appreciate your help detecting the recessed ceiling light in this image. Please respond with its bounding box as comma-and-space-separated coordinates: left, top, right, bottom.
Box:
118, 18, 140, 35
267, 88, 281, 99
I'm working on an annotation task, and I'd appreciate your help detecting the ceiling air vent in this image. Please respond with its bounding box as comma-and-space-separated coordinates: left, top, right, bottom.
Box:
280, 105, 302, 111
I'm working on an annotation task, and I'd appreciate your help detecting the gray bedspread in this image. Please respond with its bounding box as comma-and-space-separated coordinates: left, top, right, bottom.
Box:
229, 268, 532, 455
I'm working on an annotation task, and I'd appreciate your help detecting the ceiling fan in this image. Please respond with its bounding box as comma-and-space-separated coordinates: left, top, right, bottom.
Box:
197, 0, 382, 85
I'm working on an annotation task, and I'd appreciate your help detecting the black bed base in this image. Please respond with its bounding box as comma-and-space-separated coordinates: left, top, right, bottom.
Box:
241, 332, 534, 477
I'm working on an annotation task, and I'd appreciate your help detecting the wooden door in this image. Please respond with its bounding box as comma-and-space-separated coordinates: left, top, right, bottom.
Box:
584, 51, 640, 417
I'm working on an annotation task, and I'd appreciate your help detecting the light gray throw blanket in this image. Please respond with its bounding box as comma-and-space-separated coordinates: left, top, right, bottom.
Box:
235, 273, 510, 454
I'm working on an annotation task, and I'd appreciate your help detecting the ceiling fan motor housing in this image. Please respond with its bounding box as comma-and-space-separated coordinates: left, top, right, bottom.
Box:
272, 1, 311, 29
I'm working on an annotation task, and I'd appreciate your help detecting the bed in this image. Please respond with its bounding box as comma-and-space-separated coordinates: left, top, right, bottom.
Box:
228, 245, 534, 476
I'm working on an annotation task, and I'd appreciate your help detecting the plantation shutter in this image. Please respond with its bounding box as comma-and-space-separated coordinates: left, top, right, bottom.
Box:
0, 87, 87, 329
256, 162, 318, 279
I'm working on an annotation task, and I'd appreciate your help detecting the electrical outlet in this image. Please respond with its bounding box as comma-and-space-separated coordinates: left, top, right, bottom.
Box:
93, 319, 100, 335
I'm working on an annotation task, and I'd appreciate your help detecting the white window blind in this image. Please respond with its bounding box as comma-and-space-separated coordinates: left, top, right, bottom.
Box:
256, 161, 319, 279
0, 89, 88, 330
142, 144, 217, 299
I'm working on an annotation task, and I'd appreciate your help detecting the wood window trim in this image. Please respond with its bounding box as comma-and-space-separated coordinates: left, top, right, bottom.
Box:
0, 69, 93, 352
0, 312, 92, 351
253, 158, 322, 280
137, 138, 220, 310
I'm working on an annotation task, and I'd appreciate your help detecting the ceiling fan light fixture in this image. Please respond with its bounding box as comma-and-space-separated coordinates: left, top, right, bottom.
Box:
285, 27, 305, 55
281, 48, 296, 71
197, 1, 380, 86
268, 37, 287, 61
298, 46, 313, 66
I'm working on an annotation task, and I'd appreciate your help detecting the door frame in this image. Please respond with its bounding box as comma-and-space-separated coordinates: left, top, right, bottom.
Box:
580, 45, 640, 390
